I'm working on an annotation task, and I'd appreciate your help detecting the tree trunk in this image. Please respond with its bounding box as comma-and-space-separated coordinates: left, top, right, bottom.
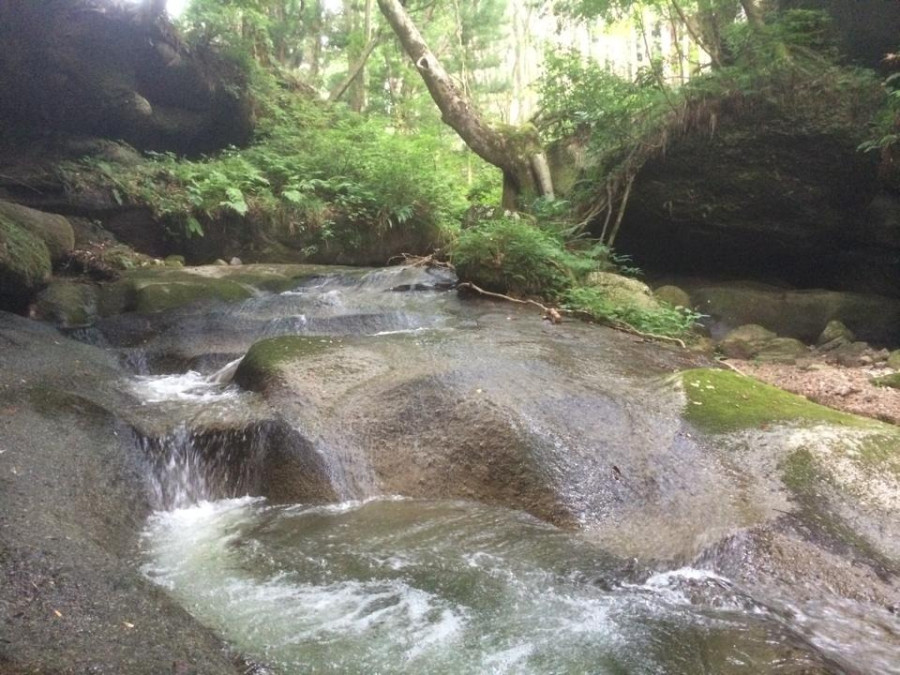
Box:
376, 0, 552, 208
329, 33, 380, 103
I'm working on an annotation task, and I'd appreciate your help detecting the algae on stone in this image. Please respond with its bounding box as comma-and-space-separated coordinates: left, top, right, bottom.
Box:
234, 336, 338, 392
0, 212, 52, 309
0, 200, 74, 261
32, 281, 99, 327
680, 368, 875, 434
132, 279, 252, 313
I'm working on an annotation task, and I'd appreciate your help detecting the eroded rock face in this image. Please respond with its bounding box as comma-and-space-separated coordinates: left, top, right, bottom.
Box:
0, 0, 253, 155
16, 264, 900, 669
611, 89, 899, 298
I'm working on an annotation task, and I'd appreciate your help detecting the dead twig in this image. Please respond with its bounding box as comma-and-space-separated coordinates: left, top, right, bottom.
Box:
387, 252, 454, 270
457, 281, 561, 323
716, 358, 749, 377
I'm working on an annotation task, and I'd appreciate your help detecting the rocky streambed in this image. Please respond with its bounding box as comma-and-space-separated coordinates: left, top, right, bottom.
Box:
1, 264, 899, 674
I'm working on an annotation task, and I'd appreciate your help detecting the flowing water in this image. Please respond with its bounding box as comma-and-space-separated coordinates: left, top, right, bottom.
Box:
106, 266, 899, 675
142, 497, 829, 675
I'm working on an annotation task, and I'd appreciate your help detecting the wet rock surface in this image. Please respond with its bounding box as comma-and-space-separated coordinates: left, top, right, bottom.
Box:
4, 264, 900, 672
0, 312, 244, 673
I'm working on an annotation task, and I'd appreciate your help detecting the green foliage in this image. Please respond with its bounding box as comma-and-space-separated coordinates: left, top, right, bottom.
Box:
452, 211, 700, 338
70, 81, 473, 255
453, 215, 592, 296
859, 72, 900, 154
563, 286, 701, 337
538, 49, 668, 155
537, 7, 882, 234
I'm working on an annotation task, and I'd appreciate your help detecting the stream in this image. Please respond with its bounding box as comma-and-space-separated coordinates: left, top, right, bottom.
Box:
89, 266, 898, 674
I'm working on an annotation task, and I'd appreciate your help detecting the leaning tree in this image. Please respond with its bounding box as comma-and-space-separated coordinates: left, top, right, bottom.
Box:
376, 0, 554, 210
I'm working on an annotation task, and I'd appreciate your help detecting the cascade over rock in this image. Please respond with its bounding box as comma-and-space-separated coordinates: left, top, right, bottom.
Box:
0, 311, 246, 673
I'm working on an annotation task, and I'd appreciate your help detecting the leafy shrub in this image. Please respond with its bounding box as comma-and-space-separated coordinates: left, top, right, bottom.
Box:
563, 286, 701, 338
452, 213, 701, 337
453, 216, 578, 296
70, 84, 472, 258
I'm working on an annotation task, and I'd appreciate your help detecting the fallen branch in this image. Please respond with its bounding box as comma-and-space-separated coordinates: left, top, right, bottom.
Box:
715, 357, 749, 376
387, 252, 454, 270
457, 281, 561, 323
614, 321, 686, 349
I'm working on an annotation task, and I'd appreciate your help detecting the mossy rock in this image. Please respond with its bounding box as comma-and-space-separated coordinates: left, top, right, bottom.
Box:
0, 200, 74, 262
886, 350, 900, 369
0, 212, 52, 311
755, 337, 809, 364
817, 319, 854, 346
234, 336, 337, 392
680, 368, 875, 434
32, 281, 99, 327
132, 279, 252, 314
871, 373, 900, 390
95, 264, 342, 317
718, 324, 776, 359
653, 284, 691, 308
97, 279, 137, 317
586, 271, 660, 311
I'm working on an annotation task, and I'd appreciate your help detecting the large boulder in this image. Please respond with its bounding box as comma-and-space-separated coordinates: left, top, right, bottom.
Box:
0, 1, 253, 155
719, 324, 778, 359
31, 280, 99, 327
586, 271, 661, 310
0, 311, 245, 673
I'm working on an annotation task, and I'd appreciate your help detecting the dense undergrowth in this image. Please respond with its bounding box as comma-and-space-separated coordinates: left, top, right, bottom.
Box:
56, 57, 700, 336
69, 74, 480, 264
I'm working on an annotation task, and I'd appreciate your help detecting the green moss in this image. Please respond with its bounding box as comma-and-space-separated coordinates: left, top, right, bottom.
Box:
234, 336, 336, 391
0, 213, 52, 301
133, 279, 251, 313
97, 280, 136, 317
780, 447, 823, 493
854, 434, 900, 478
680, 368, 877, 434
33, 281, 98, 327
